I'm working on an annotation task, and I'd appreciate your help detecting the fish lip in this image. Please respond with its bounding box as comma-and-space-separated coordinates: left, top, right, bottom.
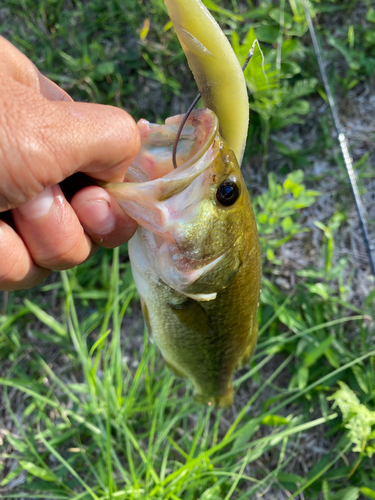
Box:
153, 111, 220, 201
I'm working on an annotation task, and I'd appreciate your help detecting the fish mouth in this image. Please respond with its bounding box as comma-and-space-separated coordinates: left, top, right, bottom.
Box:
131, 108, 219, 187
103, 109, 221, 234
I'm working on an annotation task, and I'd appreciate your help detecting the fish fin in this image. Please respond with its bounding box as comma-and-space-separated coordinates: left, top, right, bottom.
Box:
238, 320, 258, 369
168, 299, 209, 332
193, 393, 208, 405
214, 386, 234, 408
140, 297, 153, 342
194, 384, 234, 408
164, 358, 187, 378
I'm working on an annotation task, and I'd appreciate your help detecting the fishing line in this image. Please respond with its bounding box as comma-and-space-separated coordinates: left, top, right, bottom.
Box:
172, 44, 256, 170
172, 93, 201, 170
303, 1, 375, 278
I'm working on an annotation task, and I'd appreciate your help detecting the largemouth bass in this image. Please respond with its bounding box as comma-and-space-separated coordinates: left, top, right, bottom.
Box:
101, 0, 262, 407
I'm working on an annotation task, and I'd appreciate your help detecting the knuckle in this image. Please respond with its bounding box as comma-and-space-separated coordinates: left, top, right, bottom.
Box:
0, 85, 54, 209
0, 79, 72, 211
0, 224, 48, 290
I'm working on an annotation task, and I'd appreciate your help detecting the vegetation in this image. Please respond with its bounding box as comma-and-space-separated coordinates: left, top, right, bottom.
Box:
1, 0, 374, 499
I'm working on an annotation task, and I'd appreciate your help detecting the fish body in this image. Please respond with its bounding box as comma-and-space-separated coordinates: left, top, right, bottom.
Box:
105, 109, 261, 407
102, 0, 261, 406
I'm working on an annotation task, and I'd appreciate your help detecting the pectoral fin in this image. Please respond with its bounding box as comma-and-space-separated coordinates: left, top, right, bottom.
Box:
140, 297, 153, 341
168, 298, 209, 331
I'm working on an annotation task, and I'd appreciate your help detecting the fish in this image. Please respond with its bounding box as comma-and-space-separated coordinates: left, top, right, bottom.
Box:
103, 0, 262, 407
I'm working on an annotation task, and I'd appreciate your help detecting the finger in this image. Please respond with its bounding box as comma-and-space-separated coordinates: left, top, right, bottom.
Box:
70, 186, 138, 248
0, 220, 50, 291
0, 81, 141, 210
0, 36, 72, 102
12, 184, 94, 271
59, 101, 141, 182
0, 36, 141, 211
38, 74, 73, 102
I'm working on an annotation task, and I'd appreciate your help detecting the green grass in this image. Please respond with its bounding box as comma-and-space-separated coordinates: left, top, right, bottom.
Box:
1, 248, 374, 499
1, 0, 375, 499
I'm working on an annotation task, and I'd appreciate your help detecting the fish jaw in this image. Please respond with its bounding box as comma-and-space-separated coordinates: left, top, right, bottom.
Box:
132, 108, 218, 180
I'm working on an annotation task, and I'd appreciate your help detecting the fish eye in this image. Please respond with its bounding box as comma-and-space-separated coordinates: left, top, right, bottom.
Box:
216, 180, 239, 207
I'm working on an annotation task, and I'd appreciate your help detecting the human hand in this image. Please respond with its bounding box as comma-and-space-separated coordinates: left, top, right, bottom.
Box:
0, 36, 140, 291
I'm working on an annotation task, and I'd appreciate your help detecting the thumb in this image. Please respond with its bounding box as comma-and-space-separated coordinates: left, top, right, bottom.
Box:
0, 76, 140, 211
51, 99, 141, 182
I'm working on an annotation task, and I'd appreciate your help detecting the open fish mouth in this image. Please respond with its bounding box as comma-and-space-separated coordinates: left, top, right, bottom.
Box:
130, 108, 219, 185
103, 108, 221, 236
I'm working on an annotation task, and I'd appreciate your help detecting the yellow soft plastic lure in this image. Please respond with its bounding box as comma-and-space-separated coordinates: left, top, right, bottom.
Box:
99, 0, 261, 407
164, 0, 249, 164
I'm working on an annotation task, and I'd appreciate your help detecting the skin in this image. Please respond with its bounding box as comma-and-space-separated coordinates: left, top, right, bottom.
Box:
0, 36, 140, 291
